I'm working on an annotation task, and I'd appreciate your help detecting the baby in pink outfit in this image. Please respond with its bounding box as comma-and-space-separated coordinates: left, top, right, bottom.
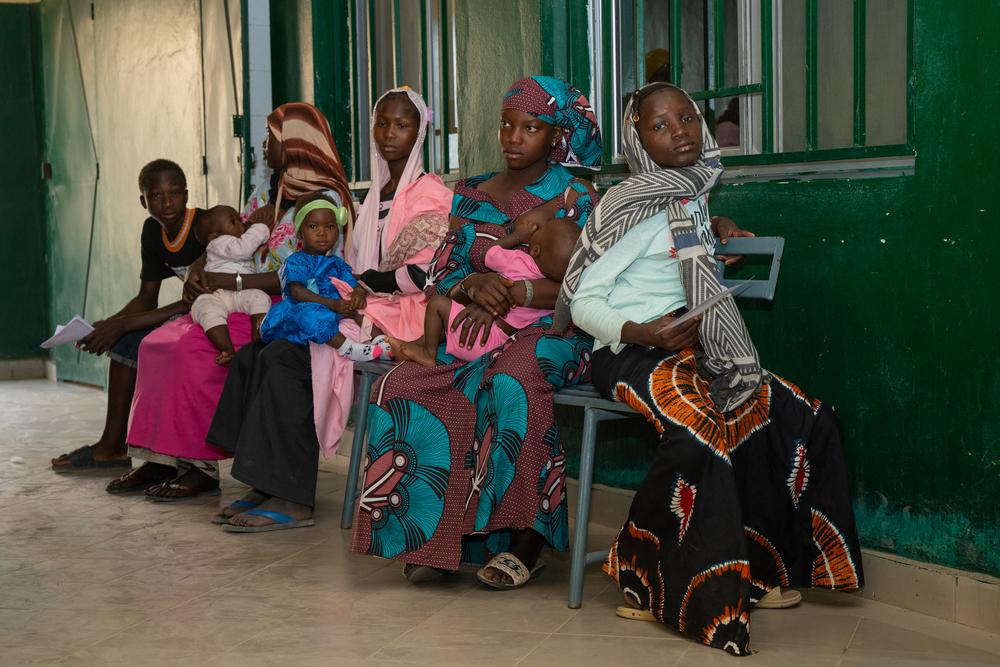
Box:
391, 214, 581, 367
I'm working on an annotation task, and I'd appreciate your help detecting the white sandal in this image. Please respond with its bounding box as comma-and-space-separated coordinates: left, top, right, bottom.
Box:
616, 605, 656, 622
755, 586, 802, 609
476, 551, 545, 590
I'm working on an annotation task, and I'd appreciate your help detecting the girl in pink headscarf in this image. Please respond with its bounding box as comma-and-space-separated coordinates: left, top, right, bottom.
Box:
347, 87, 454, 340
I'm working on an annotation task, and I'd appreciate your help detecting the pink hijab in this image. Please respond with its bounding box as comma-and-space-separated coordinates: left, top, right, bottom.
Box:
349, 87, 435, 273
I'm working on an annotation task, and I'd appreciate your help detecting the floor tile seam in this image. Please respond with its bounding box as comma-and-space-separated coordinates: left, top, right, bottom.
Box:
514, 615, 573, 667
847, 603, 1000, 653
92, 546, 320, 627
835, 617, 863, 667
391, 617, 558, 639
553, 630, 686, 641
843, 615, 863, 652
511, 627, 555, 667
160, 542, 318, 604
670, 644, 692, 666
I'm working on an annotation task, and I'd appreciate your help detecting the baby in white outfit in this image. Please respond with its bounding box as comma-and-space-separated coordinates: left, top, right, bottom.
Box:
191, 205, 272, 365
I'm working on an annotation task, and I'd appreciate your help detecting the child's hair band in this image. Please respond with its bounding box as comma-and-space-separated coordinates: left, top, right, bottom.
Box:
294, 200, 347, 233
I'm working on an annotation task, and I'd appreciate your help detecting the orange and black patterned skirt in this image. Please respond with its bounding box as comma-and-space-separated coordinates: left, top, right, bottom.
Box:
591, 345, 863, 656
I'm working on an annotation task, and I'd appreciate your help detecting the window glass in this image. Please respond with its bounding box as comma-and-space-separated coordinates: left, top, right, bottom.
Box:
865, 0, 907, 145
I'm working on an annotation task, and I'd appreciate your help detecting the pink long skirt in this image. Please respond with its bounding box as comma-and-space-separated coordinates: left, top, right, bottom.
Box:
126, 313, 252, 460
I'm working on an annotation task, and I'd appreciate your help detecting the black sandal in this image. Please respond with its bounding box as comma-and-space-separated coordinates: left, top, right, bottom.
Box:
105, 463, 176, 495
52, 445, 131, 473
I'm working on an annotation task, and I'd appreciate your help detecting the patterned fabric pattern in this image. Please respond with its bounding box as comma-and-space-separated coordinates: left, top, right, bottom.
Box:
591, 345, 863, 656
502, 76, 603, 169
378, 212, 450, 273
426, 166, 596, 297
350, 145, 600, 569
558, 83, 762, 412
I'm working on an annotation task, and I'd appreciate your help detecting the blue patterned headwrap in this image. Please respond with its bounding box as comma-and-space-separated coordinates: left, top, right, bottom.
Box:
502, 75, 603, 170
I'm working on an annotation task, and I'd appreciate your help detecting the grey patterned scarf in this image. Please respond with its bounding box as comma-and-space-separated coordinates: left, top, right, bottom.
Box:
555, 84, 763, 411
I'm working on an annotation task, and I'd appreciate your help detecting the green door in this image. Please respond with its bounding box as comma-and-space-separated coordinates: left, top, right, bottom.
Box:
40, 0, 103, 385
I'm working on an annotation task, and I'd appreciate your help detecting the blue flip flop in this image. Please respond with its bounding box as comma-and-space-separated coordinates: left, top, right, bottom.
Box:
212, 499, 261, 525
221, 508, 315, 533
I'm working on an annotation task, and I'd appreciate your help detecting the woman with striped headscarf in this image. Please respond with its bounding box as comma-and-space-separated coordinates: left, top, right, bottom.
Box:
204, 88, 455, 531
350, 76, 602, 588
570, 83, 862, 655
109, 103, 356, 501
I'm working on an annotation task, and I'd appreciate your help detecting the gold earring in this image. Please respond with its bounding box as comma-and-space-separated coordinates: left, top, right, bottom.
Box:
631, 113, 640, 123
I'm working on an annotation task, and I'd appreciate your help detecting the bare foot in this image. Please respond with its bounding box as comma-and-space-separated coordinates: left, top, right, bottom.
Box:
215, 350, 234, 366
220, 489, 271, 519
388, 337, 436, 367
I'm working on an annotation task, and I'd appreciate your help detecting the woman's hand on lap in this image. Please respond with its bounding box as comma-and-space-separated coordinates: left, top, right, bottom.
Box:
636, 313, 702, 351
77, 319, 126, 356
460, 273, 515, 317
712, 215, 755, 266
451, 303, 496, 349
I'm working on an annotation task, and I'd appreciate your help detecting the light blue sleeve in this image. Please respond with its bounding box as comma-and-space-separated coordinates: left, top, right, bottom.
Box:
570, 214, 665, 350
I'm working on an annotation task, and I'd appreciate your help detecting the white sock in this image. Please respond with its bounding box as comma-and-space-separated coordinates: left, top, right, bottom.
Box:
337, 337, 391, 362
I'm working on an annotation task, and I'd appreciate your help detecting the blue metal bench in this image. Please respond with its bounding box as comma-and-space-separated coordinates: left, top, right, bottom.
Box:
339, 236, 784, 609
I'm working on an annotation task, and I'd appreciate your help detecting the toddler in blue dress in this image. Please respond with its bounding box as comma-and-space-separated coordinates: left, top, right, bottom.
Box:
260, 194, 390, 361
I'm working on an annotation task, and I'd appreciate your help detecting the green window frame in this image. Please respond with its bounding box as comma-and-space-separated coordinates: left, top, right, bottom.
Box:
310, 0, 458, 184
544, 0, 915, 178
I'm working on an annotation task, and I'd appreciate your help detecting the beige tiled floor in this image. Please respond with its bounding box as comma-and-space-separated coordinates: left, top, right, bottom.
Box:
1, 379, 999, 666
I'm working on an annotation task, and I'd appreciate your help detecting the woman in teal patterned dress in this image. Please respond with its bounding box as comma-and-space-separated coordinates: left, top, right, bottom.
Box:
350, 76, 602, 587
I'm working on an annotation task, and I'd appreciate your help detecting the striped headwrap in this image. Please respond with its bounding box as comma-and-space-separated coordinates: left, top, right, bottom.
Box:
556, 83, 763, 412
502, 76, 602, 169
267, 102, 355, 226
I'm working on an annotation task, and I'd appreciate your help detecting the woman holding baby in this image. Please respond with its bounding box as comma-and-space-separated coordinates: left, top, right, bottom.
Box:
107, 102, 357, 501
205, 87, 454, 530
348, 76, 603, 589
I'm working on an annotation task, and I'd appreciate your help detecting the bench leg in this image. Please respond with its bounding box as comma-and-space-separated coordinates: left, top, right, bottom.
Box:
340, 372, 374, 530
568, 405, 599, 609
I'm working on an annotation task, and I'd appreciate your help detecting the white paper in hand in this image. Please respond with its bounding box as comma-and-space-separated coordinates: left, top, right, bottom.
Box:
657, 279, 753, 332
41, 315, 94, 349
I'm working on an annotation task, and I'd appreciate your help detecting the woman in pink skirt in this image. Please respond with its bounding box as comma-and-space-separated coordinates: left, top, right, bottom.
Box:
106, 102, 355, 500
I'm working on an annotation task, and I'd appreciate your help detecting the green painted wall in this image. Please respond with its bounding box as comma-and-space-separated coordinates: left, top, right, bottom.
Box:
556, 0, 1000, 577
0, 3, 48, 360
269, 0, 313, 107
454, 0, 542, 176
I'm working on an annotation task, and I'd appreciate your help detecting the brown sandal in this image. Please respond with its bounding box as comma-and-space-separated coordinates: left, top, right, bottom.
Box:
145, 479, 221, 502
105, 463, 176, 495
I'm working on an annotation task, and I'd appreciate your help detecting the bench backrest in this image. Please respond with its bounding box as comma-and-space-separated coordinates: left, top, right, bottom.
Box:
714, 235, 785, 302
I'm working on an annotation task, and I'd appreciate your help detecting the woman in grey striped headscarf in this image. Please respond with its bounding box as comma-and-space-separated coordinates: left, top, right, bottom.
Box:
570, 83, 863, 656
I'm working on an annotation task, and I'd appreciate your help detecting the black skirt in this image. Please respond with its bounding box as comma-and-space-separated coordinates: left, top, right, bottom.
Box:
206, 340, 320, 507
591, 344, 863, 656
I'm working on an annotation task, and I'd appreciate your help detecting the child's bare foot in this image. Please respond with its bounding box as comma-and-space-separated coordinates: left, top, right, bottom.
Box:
389, 337, 436, 367
215, 350, 235, 365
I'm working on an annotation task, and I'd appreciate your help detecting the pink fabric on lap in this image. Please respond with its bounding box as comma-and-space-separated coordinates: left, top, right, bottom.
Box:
127, 313, 255, 460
